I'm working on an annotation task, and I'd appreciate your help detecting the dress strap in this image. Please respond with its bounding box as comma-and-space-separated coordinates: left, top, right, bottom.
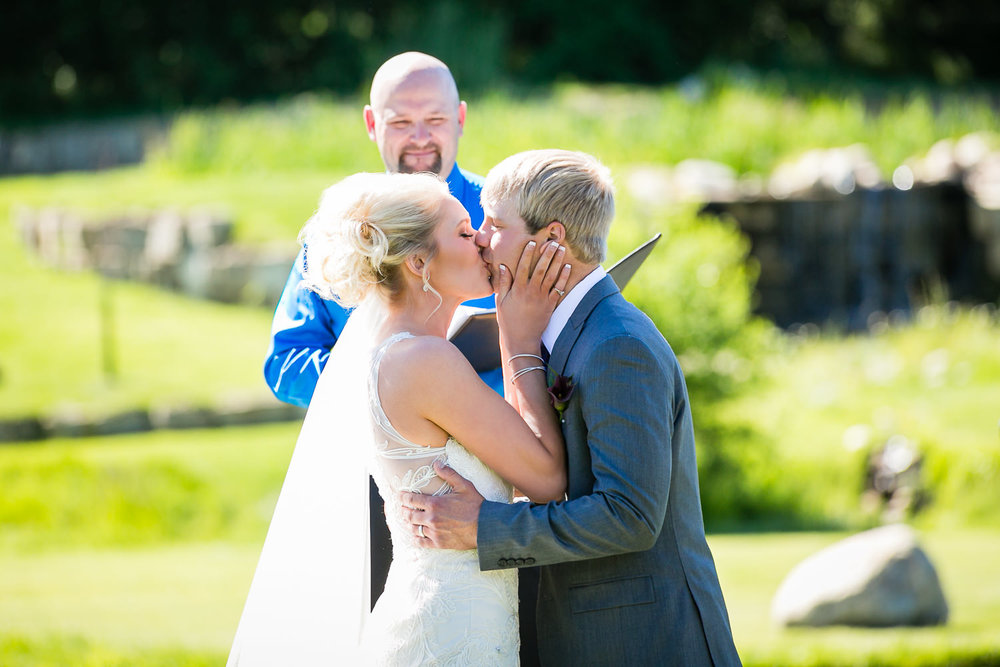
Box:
368, 332, 434, 451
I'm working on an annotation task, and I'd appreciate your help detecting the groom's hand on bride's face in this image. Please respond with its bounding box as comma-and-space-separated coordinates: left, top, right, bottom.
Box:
399, 462, 482, 551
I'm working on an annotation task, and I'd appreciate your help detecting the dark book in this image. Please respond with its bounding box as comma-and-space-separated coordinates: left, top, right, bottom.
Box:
448, 234, 661, 371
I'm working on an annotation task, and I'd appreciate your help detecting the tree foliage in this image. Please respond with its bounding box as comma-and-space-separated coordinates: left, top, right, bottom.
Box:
3, 0, 999, 122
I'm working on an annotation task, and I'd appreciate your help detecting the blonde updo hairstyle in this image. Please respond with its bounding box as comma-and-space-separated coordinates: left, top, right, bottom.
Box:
298, 172, 450, 307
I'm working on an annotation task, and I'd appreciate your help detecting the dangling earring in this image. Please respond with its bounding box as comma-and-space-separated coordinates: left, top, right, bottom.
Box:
422, 282, 430, 292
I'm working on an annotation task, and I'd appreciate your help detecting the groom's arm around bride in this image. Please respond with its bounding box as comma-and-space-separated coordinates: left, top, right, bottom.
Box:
403, 149, 742, 667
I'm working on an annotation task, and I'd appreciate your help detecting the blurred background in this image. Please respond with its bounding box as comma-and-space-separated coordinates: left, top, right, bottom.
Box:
1, 1, 998, 665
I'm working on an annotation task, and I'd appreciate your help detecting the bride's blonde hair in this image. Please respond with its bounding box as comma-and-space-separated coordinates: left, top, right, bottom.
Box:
298, 172, 450, 307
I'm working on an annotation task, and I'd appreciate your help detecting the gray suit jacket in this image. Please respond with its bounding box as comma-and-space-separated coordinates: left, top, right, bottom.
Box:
478, 275, 741, 666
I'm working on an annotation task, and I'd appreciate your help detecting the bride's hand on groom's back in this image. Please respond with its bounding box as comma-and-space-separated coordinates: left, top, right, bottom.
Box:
497, 240, 570, 349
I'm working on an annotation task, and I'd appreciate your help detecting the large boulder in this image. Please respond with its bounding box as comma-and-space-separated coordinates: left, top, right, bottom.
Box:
771, 524, 948, 627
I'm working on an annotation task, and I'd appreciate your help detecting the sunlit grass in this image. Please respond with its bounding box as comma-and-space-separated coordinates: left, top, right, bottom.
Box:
149, 81, 1000, 182
0, 253, 279, 419
0, 171, 306, 418
0, 530, 996, 665
1, 78, 998, 667
0, 635, 221, 667
0, 424, 297, 552
0, 420, 997, 664
0, 543, 255, 654
711, 530, 1000, 666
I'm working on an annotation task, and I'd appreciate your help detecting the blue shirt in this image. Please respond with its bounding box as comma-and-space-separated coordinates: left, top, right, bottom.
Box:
264, 165, 500, 407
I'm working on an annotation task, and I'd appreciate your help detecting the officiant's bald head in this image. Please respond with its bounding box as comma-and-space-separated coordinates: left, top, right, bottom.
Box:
364, 52, 466, 180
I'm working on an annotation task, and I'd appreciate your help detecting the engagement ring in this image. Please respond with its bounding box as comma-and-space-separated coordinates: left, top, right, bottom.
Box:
554, 288, 565, 296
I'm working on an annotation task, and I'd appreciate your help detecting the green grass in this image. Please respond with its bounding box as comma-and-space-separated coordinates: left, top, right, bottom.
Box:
149, 81, 1000, 181
0, 167, 343, 245
0, 264, 279, 420
712, 531, 1000, 666
0, 531, 997, 666
0, 635, 222, 667
0, 424, 297, 552
0, 543, 254, 654
0, 420, 997, 665
0, 207, 286, 419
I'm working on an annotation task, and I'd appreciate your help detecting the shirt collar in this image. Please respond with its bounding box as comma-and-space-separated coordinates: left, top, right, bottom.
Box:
445, 163, 465, 194
541, 265, 607, 352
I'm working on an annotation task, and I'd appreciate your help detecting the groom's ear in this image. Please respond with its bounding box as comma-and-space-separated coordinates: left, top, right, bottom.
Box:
543, 221, 566, 244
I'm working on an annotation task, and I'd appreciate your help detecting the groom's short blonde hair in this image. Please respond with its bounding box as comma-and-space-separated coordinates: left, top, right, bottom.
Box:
482, 149, 615, 264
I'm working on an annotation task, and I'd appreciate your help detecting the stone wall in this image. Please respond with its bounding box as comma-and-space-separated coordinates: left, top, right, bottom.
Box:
15, 133, 1000, 328
0, 399, 306, 443
701, 183, 998, 328
14, 205, 296, 308
0, 116, 168, 175
627, 134, 1000, 329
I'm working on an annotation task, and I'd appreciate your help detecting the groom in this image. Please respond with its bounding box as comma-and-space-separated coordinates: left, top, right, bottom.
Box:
402, 150, 742, 665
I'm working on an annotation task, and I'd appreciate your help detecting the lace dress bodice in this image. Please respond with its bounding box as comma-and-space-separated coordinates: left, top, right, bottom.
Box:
362, 332, 519, 666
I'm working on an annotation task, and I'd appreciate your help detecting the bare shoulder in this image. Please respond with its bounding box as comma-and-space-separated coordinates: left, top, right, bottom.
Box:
378, 335, 476, 388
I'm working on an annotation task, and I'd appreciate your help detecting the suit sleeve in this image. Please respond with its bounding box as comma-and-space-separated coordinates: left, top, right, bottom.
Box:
263, 250, 351, 408
477, 334, 678, 570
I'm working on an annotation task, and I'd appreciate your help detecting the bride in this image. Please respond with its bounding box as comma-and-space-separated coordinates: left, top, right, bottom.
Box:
228, 171, 570, 665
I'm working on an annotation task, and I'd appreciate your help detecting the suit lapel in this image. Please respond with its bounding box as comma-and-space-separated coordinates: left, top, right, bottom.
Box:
548, 275, 620, 375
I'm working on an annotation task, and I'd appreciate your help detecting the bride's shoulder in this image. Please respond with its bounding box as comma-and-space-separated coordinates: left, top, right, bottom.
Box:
380, 334, 469, 376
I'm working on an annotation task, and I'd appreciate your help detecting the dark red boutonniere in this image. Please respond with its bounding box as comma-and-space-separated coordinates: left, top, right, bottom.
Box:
547, 372, 576, 417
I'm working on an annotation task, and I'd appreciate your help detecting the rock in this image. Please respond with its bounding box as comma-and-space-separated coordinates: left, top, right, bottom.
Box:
149, 404, 219, 430
625, 160, 740, 206
625, 165, 673, 208
966, 151, 1000, 209
241, 244, 298, 307
143, 209, 186, 286
767, 145, 881, 199
911, 138, 960, 185
771, 524, 948, 627
671, 159, 739, 202
92, 409, 152, 436
43, 405, 95, 438
215, 396, 306, 426
0, 417, 45, 442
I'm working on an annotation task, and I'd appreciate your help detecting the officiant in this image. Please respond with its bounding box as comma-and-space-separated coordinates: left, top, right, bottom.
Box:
264, 51, 500, 407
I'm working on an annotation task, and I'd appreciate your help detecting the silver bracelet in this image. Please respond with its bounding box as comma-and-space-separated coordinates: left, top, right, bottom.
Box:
510, 365, 546, 383
507, 353, 545, 366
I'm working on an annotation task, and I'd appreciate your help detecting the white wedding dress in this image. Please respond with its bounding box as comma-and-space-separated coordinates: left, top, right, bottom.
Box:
362, 332, 519, 665
227, 310, 519, 666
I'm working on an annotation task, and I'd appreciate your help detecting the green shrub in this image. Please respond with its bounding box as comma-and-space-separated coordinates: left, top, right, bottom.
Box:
716, 304, 1000, 531
149, 79, 1000, 179
609, 199, 787, 527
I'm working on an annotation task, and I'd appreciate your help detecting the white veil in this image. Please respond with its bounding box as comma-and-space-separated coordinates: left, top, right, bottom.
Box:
227, 302, 382, 666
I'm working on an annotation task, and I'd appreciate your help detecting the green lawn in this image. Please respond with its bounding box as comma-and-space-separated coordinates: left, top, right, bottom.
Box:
2, 82, 999, 665
0, 543, 255, 652
712, 531, 1000, 666
1, 531, 997, 666
1, 423, 998, 665
0, 424, 297, 552
0, 211, 284, 419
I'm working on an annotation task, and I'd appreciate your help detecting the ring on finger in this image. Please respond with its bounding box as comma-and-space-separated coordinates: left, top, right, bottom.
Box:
418, 525, 426, 539
553, 288, 566, 296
